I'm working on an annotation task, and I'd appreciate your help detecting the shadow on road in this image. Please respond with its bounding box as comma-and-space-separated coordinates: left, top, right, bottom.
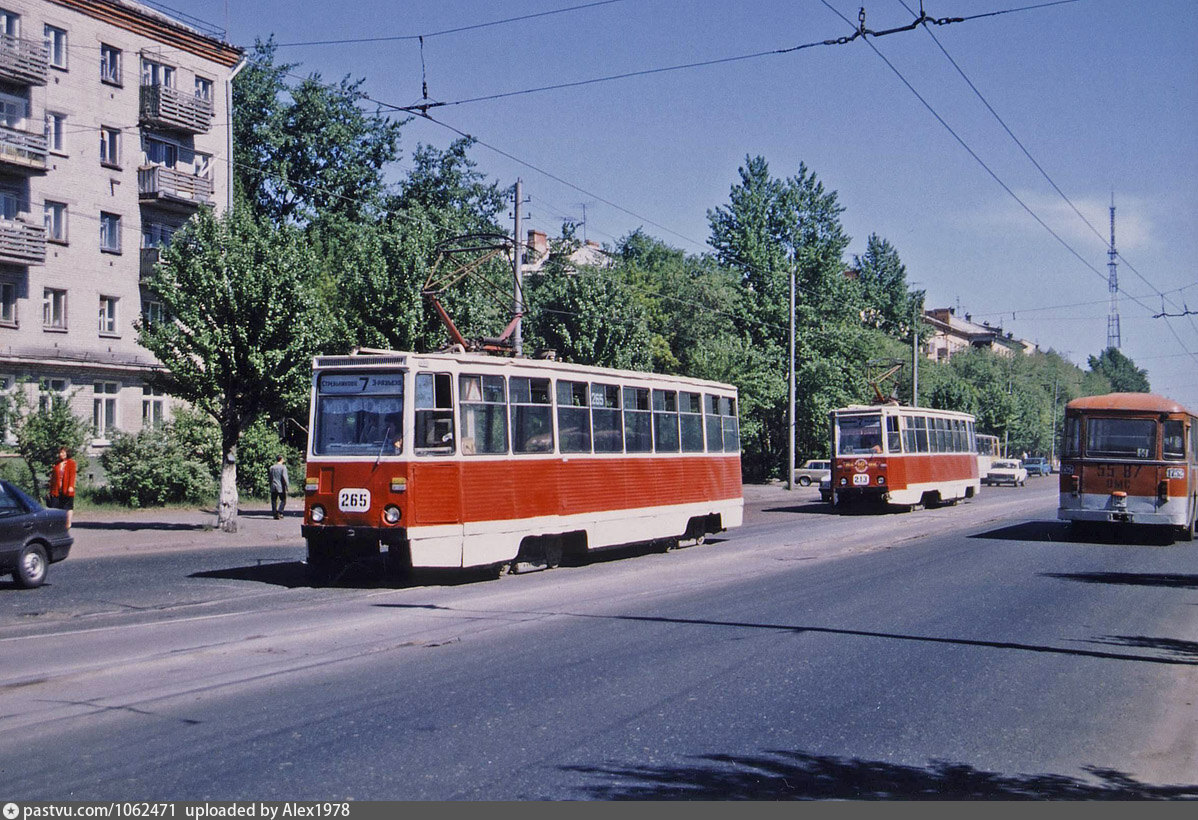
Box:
1085, 635, 1198, 662
561, 749, 1198, 799
74, 520, 210, 533
970, 520, 1178, 546
1042, 571, 1198, 590
761, 502, 840, 516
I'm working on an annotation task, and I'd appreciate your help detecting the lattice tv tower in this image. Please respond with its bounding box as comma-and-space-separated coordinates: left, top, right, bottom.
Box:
1106, 194, 1121, 349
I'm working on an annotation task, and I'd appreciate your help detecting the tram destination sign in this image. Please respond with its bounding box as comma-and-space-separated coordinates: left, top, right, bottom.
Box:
319, 373, 405, 395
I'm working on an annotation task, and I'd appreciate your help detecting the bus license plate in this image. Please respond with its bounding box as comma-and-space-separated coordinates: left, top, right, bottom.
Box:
852, 473, 870, 486
338, 488, 371, 512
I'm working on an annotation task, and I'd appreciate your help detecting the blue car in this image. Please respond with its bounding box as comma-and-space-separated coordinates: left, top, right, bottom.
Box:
1022, 457, 1051, 477
0, 480, 73, 588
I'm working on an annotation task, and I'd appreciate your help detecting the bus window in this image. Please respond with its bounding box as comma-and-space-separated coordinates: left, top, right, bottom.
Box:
721, 396, 740, 452
624, 386, 652, 453
1086, 417, 1155, 459
1163, 420, 1185, 460
1062, 417, 1080, 458
653, 389, 680, 453
511, 377, 553, 453
557, 380, 591, 454
705, 394, 723, 452
459, 374, 507, 455
592, 382, 623, 453
886, 416, 901, 453
680, 391, 704, 452
415, 372, 454, 454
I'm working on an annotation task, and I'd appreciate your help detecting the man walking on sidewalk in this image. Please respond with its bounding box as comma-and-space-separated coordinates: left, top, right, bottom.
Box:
269, 455, 290, 520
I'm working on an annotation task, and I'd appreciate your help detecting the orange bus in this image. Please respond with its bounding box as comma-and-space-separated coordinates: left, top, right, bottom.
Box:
302, 349, 744, 579
1057, 392, 1198, 539
830, 404, 980, 509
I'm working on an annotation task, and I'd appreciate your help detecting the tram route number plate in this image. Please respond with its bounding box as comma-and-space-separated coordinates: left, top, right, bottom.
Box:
338, 488, 371, 512
852, 473, 870, 486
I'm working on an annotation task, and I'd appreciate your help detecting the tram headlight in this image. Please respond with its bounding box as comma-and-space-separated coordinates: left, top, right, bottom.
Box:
839, 477, 847, 486
877, 476, 885, 485
310, 504, 326, 523
383, 504, 401, 525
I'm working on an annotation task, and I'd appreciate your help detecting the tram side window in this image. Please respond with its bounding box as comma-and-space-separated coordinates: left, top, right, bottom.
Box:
624, 386, 653, 453
951, 419, 962, 452
967, 421, 976, 453
511, 377, 553, 453
459, 374, 508, 455
415, 372, 454, 454
1163, 420, 1185, 460
653, 389, 680, 453
901, 416, 915, 453
592, 382, 623, 453
705, 394, 724, 452
557, 380, 592, 453
886, 416, 901, 453
1063, 416, 1080, 458
915, 416, 929, 453
680, 391, 704, 452
721, 396, 740, 452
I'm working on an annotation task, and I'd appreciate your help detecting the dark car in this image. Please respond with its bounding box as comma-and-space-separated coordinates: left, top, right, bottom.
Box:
0, 480, 73, 588
1022, 457, 1051, 477
819, 474, 834, 503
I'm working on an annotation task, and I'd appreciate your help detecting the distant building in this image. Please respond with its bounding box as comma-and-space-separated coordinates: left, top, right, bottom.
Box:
923, 308, 1039, 361
522, 229, 612, 274
0, 0, 241, 454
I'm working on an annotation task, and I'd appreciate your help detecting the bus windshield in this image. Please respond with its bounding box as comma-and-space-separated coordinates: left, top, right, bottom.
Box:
837, 414, 883, 455
1085, 417, 1156, 459
313, 372, 405, 456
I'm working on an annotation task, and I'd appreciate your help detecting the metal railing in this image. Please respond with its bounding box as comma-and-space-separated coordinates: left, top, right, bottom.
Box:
0, 124, 48, 171
139, 83, 214, 133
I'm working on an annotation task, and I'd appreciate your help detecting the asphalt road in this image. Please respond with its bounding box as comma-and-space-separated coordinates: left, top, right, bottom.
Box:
1, 479, 1195, 800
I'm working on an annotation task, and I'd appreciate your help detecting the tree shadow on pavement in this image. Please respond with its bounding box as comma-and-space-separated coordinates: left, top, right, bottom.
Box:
190, 560, 505, 590
1084, 635, 1198, 662
562, 749, 1198, 800
74, 521, 209, 532
1042, 571, 1198, 590
971, 521, 1176, 546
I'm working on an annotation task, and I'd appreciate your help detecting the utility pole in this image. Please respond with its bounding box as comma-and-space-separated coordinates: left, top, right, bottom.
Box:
787, 262, 796, 490
512, 178, 524, 356
1049, 376, 1060, 469
911, 302, 920, 407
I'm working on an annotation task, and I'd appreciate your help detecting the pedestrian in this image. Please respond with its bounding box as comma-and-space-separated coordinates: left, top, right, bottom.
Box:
269, 454, 290, 519
47, 446, 77, 528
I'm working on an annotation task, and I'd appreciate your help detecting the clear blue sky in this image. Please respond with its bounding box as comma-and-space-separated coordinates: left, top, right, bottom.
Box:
188, 0, 1197, 406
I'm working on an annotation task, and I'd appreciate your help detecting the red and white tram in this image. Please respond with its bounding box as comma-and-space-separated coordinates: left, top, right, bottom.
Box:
829, 404, 981, 508
302, 349, 743, 577
1057, 392, 1198, 539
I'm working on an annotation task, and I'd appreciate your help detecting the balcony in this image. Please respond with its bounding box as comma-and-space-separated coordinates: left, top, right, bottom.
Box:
0, 34, 48, 86
0, 124, 48, 174
0, 217, 46, 265
138, 165, 214, 212
139, 84, 214, 134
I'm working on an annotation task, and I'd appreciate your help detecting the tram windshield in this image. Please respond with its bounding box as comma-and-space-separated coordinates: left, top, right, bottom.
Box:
837, 414, 883, 455
313, 372, 405, 456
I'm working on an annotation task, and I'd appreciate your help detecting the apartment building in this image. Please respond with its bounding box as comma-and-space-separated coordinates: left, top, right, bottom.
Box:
0, 0, 241, 455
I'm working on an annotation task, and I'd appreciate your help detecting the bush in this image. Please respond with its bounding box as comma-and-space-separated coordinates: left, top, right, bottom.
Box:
100, 424, 217, 507
236, 418, 303, 497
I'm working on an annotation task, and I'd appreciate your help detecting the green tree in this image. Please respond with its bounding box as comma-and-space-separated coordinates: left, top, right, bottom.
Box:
138, 207, 331, 532
0, 387, 90, 499
853, 234, 924, 337
1088, 347, 1150, 393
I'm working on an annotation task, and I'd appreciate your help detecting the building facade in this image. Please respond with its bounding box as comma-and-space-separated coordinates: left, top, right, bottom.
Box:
0, 0, 240, 459
923, 307, 1039, 361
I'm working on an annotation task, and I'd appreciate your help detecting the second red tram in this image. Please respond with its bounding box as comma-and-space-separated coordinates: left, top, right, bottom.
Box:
302, 350, 744, 576
830, 404, 981, 508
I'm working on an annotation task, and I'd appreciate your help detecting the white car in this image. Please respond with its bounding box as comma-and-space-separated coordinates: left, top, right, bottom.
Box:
984, 459, 1028, 487
794, 459, 831, 487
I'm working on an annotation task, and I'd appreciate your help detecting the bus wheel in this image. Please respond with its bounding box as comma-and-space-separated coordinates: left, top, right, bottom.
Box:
1178, 514, 1195, 543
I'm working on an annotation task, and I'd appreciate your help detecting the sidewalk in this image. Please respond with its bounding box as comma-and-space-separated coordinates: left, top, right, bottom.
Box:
69, 484, 812, 559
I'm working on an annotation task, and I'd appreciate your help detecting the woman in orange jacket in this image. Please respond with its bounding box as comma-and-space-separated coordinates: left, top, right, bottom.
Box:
47, 446, 77, 528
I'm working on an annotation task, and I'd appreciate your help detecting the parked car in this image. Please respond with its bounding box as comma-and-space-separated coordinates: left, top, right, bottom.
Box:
0, 480, 73, 588
794, 459, 832, 487
1022, 456, 1051, 476
818, 474, 834, 503
984, 459, 1028, 487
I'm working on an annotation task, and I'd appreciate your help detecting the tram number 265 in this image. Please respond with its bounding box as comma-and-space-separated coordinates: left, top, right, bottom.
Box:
338, 488, 371, 512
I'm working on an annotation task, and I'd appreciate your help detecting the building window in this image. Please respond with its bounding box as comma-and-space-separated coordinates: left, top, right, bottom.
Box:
45, 111, 65, 153
194, 151, 211, 179
93, 381, 119, 440
142, 384, 166, 429
44, 25, 67, 70
43, 287, 66, 330
44, 200, 67, 243
141, 298, 165, 326
0, 9, 19, 38
140, 58, 174, 88
100, 44, 121, 85
195, 76, 212, 101
0, 189, 19, 221
0, 281, 15, 326
100, 212, 121, 253
143, 135, 177, 169
0, 91, 27, 129
100, 126, 120, 168
39, 377, 68, 413
98, 295, 118, 335
141, 222, 175, 249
